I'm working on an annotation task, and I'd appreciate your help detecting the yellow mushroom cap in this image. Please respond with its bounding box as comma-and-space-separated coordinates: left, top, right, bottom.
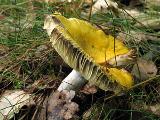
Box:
52, 14, 129, 64
44, 13, 134, 92
107, 68, 133, 89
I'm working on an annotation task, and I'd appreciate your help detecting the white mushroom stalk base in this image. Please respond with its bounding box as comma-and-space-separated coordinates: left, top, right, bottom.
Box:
47, 70, 86, 119
58, 69, 87, 92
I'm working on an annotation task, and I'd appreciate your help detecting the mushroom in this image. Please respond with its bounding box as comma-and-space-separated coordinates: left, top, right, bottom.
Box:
44, 13, 134, 93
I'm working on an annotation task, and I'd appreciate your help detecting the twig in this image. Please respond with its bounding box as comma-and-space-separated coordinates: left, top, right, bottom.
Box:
88, 0, 93, 21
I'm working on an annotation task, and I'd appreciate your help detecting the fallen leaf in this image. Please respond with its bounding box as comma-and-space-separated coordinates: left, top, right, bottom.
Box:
132, 58, 157, 80
131, 102, 160, 117
35, 45, 49, 57
0, 90, 34, 120
47, 90, 79, 120
80, 84, 97, 94
92, 0, 118, 13
118, 31, 159, 43
60, 102, 79, 120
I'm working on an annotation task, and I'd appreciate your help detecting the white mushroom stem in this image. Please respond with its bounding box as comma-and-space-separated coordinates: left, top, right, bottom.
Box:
58, 69, 87, 91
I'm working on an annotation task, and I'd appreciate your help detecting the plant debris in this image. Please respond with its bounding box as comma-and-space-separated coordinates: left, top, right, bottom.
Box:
80, 84, 97, 94
0, 0, 160, 119
0, 90, 34, 120
132, 58, 157, 80
47, 90, 79, 120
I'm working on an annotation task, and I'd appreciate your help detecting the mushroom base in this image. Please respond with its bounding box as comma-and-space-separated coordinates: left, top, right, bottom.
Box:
58, 69, 87, 91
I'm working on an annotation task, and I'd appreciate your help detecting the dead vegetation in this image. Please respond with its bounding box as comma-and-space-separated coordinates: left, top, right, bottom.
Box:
0, 0, 160, 120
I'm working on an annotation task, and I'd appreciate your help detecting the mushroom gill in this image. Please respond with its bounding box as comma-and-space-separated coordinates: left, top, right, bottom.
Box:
44, 13, 134, 92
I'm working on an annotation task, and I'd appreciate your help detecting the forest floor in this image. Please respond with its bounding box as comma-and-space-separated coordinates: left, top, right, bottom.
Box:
0, 0, 160, 120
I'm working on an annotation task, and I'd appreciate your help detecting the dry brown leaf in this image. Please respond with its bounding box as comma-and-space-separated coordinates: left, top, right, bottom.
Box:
47, 90, 79, 120
80, 84, 97, 94
132, 58, 157, 80
118, 31, 159, 43
35, 45, 49, 57
131, 102, 160, 117
92, 0, 118, 13
60, 102, 79, 120
0, 90, 34, 120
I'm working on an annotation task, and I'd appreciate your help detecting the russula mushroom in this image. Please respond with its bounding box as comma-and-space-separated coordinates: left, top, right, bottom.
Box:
43, 13, 134, 94
44, 13, 135, 119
